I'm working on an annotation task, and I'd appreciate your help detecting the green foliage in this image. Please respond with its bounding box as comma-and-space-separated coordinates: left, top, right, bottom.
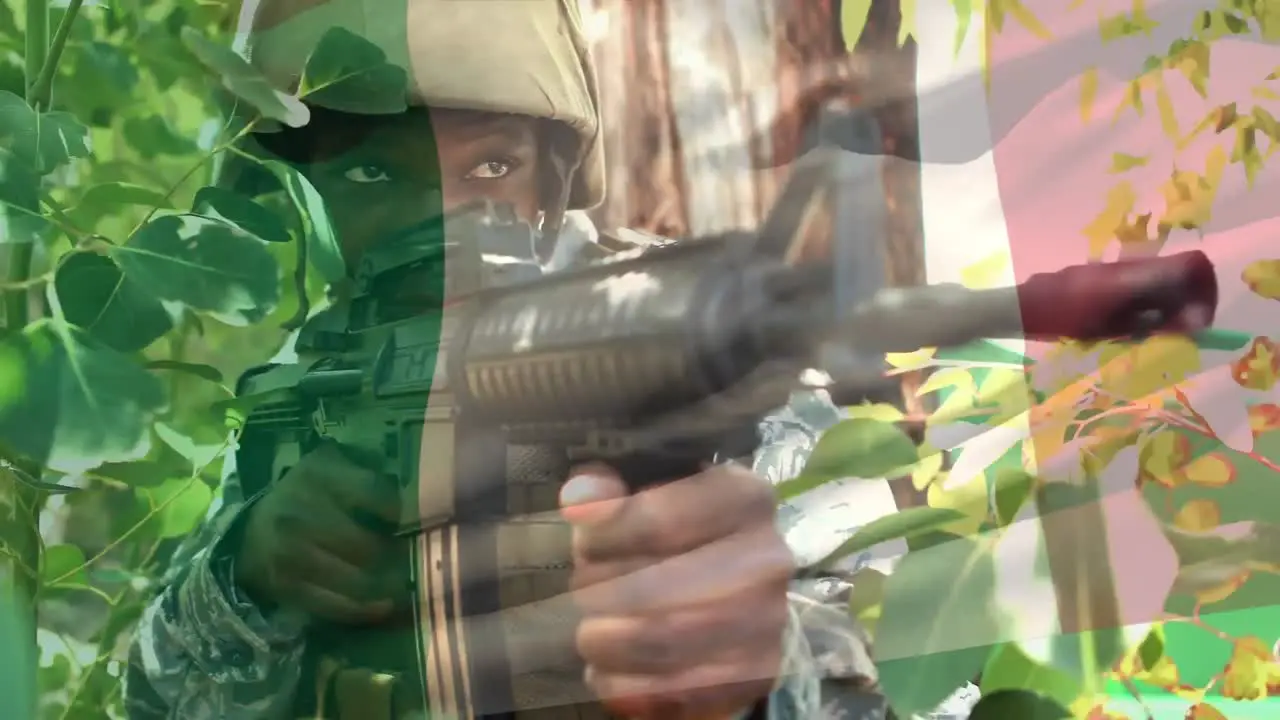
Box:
179, 26, 309, 128
298, 27, 409, 115
873, 532, 1000, 717
0, 1, 340, 717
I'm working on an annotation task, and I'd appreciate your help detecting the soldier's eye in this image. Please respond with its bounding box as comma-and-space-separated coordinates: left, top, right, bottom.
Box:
344, 164, 391, 184
466, 159, 518, 180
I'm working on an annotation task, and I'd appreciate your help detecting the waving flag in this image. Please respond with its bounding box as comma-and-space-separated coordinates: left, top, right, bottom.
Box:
860, 2, 1280, 710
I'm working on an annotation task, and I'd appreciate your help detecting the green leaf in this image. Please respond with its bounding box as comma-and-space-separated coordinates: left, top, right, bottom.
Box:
874, 534, 1001, 717
992, 468, 1035, 526
0, 146, 51, 243
847, 568, 888, 633
0, 583, 35, 720
53, 251, 174, 352
773, 472, 840, 502
0, 321, 167, 474
179, 27, 310, 128
967, 690, 1071, 719
1137, 625, 1164, 670
114, 213, 281, 326
800, 418, 919, 481
811, 506, 966, 572
192, 185, 290, 243
153, 422, 225, 471
143, 360, 223, 384
68, 181, 173, 227
981, 644, 1082, 709
41, 544, 88, 587
122, 116, 197, 159
263, 161, 346, 282
300, 27, 409, 114
0, 90, 92, 174
91, 459, 175, 488
139, 478, 213, 538
59, 40, 140, 122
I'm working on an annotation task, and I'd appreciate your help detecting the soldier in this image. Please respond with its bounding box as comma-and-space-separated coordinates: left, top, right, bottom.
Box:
122, 0, 908, 718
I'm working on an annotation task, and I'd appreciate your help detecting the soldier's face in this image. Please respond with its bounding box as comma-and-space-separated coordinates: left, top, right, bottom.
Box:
304, 107, 545, 269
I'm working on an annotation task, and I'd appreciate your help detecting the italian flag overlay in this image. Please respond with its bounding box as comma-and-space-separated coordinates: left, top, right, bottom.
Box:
885, 2, 1280, 714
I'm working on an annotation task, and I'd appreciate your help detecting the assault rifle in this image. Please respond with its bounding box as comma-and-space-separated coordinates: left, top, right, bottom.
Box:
231, 145, 1220, 718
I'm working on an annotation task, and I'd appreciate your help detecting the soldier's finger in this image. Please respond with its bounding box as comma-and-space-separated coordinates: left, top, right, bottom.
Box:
306, 503, 388, 564
573, 463, 774, 563
309, 448, 400, 528
576, 598, 786, 675
573, 527, 792, 616
294, 581, 394, 624
288, 544, 388, 605
587, 654, 776, 720
559, 464, 628, 526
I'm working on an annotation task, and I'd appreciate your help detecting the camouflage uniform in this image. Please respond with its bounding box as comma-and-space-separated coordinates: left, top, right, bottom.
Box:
123, 378, 984, 719
122, 381, 891, 720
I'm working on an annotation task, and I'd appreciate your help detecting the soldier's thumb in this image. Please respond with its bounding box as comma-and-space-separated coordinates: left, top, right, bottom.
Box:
559, 466, 627, 526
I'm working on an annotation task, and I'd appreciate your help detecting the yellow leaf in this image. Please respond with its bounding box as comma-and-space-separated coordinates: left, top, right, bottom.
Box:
1137, 656, 1181, 690
1082, 182, 1137, 259
1114, 212, 1154, 246
886, 347, 936, 370
911, 444, 944, 490
845, 402, 906, 423
898, 0, 917, 46
926, 472, 988, 535
841, 0, 874, 51
959, 249, 1011, 288
1221, 636, 1280, 700
1242, 259, 1280, 300
1109, 153, 1149, 172
1197, 570, 1250, 605
1098, 335, 1201, 400
1138, 431, 1191, 488
916, 367, 976, 397
1176, 41, 1210, 98
1160, 163, 1222, 232
1253, 85, 1280, 101
1248, 403, 1280, 436
1112, 78, 1145, 121
1254, 107, 1280, 143
1186, 703, 1228, 720
1181, 453, 1236, 487
1007, 0, 1052, 39
1080, 424, 1141, 477
1231, 337, 1280, 391
1173, 499, 1221, 531
1080, 67, 1099, 122
1205, 142, 1228, 183
1156, 80, 1179, 138
977, 368, 1030, 423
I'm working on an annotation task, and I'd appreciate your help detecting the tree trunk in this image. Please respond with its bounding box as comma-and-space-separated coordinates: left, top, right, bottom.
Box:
582, 0, 688, 238
579, 0, 931, 507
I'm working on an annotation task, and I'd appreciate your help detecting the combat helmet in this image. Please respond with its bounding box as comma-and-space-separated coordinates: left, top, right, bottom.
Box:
214, 0, 606, 246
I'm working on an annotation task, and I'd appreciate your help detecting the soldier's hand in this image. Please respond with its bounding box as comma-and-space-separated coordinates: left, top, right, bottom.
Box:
235, 439, 402, 624
561, 462, 793, 720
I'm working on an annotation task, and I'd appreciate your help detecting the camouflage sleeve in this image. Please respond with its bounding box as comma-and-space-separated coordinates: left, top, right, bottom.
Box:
122, 444, 309, 720
752, 390, 980, 720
